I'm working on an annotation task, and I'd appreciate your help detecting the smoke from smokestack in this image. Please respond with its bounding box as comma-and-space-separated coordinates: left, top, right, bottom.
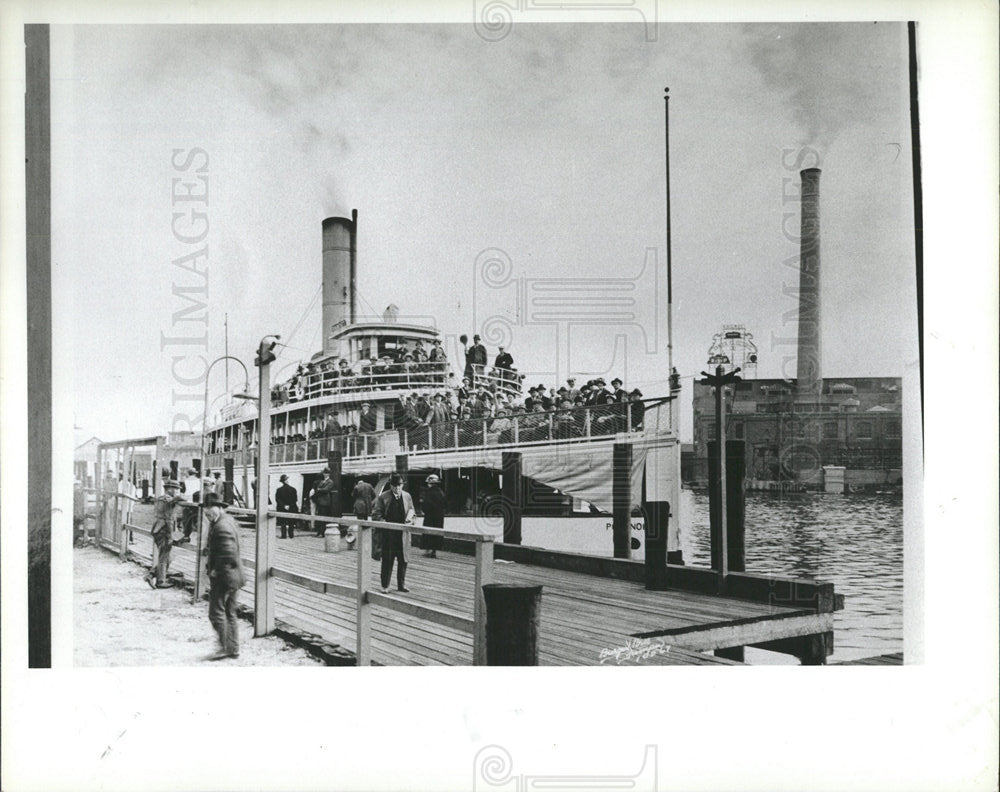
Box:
796, 168, 821, 398
746, 24, 892, 151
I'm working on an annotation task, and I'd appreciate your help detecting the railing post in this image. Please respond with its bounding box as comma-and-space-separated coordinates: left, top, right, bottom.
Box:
254, 512, 276, 635
356, 525, 372, 665
473, 537, 495, 665
117, 494, 127, 560
254, 352, 275, 637
513, 416, 519, 444
483, 419, 488, 446
584, 408, 592, 437
454, 421, 459, 449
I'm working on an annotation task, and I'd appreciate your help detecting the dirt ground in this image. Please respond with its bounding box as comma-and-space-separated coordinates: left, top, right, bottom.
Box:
73, 545, 322, 667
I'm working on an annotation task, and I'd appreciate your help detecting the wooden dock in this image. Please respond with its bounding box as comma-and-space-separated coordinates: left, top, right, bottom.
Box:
107, 501, 841, 666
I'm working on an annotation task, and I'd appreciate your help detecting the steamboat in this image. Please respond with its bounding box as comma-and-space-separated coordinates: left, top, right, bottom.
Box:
201, 211, 682, 559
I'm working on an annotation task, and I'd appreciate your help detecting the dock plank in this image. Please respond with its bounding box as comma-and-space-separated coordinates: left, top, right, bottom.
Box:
118, 524, 821, 665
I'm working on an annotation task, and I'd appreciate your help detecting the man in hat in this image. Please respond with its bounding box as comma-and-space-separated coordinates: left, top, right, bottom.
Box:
352, 475, 377, 525
310, 468, 337, 537
179, 467, 201, 542
145, 479, 184, 588
523, 386, 537, 412
629, 388, 645, 431
493, 345, 513, 385
467, 334, 487, 384
202, 492, 245, 659
358, 402, 377, 434
429, 338, 447, 383
276, 474, 298, 539
427, 392, 451, 448
420, 473, 446, 558
592, 378, 613, 405
372, 473, 415, 592
609, 377, 628, 431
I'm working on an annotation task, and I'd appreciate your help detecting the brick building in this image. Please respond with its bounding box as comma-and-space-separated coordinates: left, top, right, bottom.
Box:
688, 376, 903, 488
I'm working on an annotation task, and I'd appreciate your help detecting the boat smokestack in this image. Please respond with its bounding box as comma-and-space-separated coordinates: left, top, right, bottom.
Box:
796, 168, 822, 398
322, 212, 357, 355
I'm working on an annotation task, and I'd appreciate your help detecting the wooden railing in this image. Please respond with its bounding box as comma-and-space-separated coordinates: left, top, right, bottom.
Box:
240, 509, 495, 665
104, 496, 495, 666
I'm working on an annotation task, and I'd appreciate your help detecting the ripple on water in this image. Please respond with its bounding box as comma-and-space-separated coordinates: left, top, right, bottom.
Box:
682, 489, 904, 664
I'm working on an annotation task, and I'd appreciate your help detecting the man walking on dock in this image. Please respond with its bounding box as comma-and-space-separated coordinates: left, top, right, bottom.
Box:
145, 479, 183, 589
372, 473, 415, 593
203, 492, 245, 660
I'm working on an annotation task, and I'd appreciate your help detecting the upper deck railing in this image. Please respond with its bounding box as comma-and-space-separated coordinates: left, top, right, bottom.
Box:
269, 362, 522, 408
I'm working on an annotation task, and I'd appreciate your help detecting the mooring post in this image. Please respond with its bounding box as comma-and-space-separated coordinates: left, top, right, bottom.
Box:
701, 365, 741, 592
483, 584, 543, 665
643, 500, 670, 590
501, 451, 522, 545
612, 443, 632, 558
473, 537, 495, 665
709, 440, 746, 574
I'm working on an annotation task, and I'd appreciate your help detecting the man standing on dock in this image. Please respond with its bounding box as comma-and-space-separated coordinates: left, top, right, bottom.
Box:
202, 492, 245, 660
179, 467, 201, 542
311, 467, 337, 537
145, 479, 183, 589
276, 474, 298, 539
372, 473, 415, 593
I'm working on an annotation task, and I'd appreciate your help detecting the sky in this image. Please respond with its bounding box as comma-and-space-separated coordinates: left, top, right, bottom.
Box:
58, 21, 917, 443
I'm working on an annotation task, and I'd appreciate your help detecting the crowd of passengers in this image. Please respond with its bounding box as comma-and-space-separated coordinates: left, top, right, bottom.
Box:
275, 338, 456, 403
273, 335, 529, 404
263, 375, 646, 450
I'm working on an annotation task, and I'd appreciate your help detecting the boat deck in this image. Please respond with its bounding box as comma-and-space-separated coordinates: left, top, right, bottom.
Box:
117, 522, 834, 666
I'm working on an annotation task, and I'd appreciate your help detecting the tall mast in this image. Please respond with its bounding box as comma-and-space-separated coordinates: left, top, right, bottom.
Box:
664, 87, 674, 381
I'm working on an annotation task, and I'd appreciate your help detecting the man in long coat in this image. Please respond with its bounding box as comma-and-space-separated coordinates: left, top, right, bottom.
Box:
419, 474, 446, 558
203, 492, 245, 659
275, 474, 298, 539
372, 473, 415, 593
311, 468, 337, 537
145, 479, 183, 589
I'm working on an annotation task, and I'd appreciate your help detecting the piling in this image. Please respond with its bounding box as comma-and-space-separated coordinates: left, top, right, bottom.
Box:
483, 584, 542, 665
643, 500, 670, 589
612, 443, 632, 559
708, 440, 746, 573
501, 451, 523, 545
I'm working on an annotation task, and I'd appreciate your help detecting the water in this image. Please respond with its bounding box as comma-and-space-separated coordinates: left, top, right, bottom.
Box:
446, 488, 904, 664
680, 489, 903, 664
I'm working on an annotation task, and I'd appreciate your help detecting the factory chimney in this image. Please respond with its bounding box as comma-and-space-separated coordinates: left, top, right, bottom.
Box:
796, 169, 822, 399
321, 211, 358, 356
